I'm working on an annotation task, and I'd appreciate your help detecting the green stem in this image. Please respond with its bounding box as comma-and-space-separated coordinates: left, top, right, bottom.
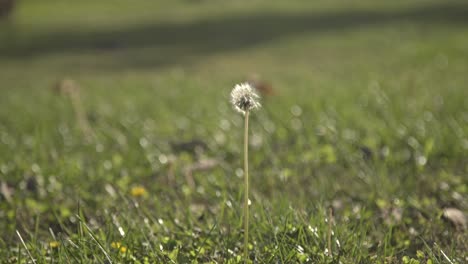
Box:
328, 207, 332, 256
243, 111, 250, 263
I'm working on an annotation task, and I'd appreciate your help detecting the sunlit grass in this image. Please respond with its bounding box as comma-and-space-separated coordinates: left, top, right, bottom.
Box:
0, 0, 467, 263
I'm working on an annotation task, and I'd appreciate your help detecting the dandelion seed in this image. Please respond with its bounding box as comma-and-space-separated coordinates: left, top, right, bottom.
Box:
230, 82, 261, 115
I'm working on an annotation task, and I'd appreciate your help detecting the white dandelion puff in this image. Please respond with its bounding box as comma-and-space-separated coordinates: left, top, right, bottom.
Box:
230, 83, 261, 114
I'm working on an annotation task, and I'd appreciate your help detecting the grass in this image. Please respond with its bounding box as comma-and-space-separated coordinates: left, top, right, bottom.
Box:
0, 0, 467, 262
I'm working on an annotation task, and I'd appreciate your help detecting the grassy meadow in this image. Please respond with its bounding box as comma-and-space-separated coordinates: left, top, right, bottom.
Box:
0, 0, 467, 263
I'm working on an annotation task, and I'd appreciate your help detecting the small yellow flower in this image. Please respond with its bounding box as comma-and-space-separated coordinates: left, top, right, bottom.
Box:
49, 241, 60, 248
111, 242, 127, 254
130, 186, 147, 197
111, 241, 121, 249
119, 246, 127, 253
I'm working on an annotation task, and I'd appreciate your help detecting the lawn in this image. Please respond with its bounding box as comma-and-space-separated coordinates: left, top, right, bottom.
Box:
0, 0, 467, 263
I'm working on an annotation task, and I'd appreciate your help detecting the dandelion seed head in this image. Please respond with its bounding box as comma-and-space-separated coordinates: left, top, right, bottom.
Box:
230, 83, 261, 115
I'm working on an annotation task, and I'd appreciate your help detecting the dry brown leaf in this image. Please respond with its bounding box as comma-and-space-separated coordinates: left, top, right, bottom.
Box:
0, 181, 13, 203
247, 73, 275, 97
443, 207, 467, 230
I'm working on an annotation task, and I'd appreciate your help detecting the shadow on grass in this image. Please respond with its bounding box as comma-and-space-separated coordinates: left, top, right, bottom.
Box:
1, 1, 467, 69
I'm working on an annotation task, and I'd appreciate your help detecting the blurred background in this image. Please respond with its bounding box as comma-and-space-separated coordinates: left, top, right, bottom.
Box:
0, 0, 467, 262
1, 0, 467, 80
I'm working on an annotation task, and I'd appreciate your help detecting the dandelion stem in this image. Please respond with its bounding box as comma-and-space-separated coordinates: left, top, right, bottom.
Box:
243, 110, 250, 263
68, 88, 93, 141
230, 82, 259, 263
327, 207, 333, 256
